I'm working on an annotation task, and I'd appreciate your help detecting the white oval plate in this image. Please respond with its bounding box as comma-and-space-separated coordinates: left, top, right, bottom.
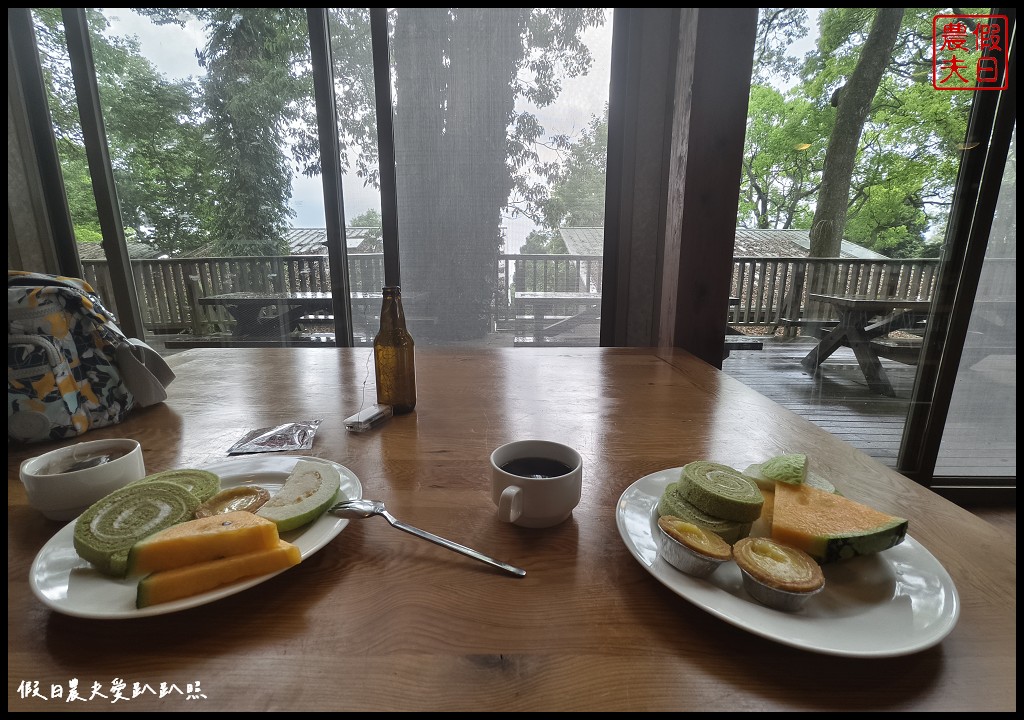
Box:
29, 455, 362, 619
616, 467, 960, 657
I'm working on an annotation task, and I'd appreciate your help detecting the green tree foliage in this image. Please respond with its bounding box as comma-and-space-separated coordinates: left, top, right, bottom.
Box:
519, 230, 568, 254
292, 9, 380, 186
140, 8, 377, 257
751, 7, 810, 85
348, 208, 383, 252
808, 7, 904, 258
739, 86, 826, 230
32, 8, 215, 255
170, 9, 311, 256
741, 8, 974, 258
521, 111, 608, 231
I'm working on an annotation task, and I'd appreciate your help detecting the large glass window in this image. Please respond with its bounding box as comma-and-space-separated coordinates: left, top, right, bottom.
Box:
724, 8, 974, 470
18, 8, 1010, 494
934, 126, 1016, 479
32, 8, 612, 349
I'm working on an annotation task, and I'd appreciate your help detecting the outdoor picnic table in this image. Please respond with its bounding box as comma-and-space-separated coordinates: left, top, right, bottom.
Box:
199, 291, 381, 339
800, 292, 931, 397
513, 291, 602, 342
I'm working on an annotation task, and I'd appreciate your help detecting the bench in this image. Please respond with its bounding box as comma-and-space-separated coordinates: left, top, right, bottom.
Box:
781, 317, 838, 333
163, 333, 337, 350
869, 336, 922, 365
513, 336, 598, 348
722, 335, 764, 360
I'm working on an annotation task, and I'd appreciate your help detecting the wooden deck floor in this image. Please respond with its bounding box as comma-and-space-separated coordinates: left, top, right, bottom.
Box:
721, 337, 1017, 478
721, 337, 922, 468
723, 338, 1016, 536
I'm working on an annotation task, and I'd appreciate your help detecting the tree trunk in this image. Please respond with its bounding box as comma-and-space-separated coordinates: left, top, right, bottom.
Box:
808, 8, 903, 258
394, 8, 523, 339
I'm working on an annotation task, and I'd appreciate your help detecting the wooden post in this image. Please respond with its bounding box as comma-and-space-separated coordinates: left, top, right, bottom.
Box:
782, 260, 807, 338
185, 271, 206, 336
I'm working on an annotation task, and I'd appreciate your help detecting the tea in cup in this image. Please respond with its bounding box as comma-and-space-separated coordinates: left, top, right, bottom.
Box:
490, 440, 582, 528
19, 438, 146, 521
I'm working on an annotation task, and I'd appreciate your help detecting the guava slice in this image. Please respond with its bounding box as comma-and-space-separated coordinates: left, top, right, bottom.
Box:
256, 459, 342, 532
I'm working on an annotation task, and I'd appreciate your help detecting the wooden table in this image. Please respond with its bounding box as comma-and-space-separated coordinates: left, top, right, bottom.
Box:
7, 348, 1015, 711
198, 291, 381, 340
800, 293, 932, 396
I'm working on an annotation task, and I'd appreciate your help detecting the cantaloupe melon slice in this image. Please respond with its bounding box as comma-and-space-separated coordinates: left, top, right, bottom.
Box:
126, 510, 280, 576
771, 482, 908, 563
136, 540, 301, 608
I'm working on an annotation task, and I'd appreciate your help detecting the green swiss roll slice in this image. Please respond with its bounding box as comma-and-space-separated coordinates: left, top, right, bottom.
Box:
657, 482, 753, 544
676, 461, 764, 522
74, 480, 201, 577
130, 469, 221, 502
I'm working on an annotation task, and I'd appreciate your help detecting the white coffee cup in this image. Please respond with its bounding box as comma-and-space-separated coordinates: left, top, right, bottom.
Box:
490, 440, 582, 528
19, 438, 146, 521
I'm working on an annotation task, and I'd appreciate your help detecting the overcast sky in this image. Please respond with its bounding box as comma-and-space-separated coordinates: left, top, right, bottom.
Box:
103, 9, 614, 251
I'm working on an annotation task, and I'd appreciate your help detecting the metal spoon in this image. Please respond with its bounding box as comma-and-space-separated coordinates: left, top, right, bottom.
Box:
330, 499, 526, 578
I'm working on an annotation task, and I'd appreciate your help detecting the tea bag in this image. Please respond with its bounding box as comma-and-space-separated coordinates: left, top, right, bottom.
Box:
227, 419, 323, 455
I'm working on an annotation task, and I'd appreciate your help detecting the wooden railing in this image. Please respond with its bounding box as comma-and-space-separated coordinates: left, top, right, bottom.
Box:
729, 257, 942, 330
82, 255, 382, 334
83, 253, 956, 337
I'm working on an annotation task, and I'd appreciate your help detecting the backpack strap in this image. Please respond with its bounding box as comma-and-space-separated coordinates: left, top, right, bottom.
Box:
115, 339, 176, 407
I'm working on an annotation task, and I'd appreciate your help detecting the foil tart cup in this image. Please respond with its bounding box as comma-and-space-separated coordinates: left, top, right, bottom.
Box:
657, 523, 730, 579
738, 567, 824, 611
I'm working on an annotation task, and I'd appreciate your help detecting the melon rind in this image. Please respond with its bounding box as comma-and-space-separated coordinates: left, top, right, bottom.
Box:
759, 453, 807, 485
745, 462, 838, 494
256, 459, 342, 532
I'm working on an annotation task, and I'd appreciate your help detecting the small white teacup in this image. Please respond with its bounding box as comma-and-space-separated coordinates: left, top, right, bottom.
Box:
19, 438, 146, 521
490, 440, 582, 528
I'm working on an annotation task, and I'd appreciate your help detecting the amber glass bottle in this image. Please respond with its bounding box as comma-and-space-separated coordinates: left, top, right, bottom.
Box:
373, 286, 417, 414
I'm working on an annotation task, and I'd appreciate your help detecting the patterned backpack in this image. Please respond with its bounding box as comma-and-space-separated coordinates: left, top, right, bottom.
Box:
7, 271, 174, 444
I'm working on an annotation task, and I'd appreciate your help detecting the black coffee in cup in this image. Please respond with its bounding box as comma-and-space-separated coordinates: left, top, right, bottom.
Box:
500, 457, 573, 479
